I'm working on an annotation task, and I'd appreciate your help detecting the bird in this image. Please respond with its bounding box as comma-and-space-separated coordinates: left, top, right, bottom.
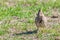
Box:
35, 9, 48, 31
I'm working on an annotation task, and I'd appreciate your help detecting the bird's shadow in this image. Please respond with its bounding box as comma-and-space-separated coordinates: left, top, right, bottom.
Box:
13, 29, 38, 36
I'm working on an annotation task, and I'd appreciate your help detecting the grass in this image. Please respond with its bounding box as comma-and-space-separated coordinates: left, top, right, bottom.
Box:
0, 0, 60, 40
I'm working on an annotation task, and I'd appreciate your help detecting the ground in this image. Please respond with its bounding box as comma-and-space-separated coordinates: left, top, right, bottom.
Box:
0, 0, 60, 40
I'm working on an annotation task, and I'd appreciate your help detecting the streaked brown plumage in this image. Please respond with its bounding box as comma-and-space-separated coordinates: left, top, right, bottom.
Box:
35, 9, 47, 30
